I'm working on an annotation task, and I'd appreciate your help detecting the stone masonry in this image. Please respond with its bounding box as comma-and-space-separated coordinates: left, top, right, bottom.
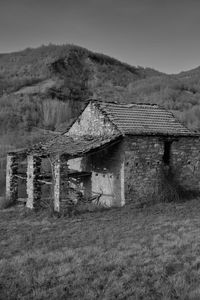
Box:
53, 155, 71, 213
124, 136, 164, 203
53, 155, 61, 212
124, 135, 200, 205
6, 154, 18, 204
171, 137, 200, 192
67, 101, 119, 137
26, 155, 42, 209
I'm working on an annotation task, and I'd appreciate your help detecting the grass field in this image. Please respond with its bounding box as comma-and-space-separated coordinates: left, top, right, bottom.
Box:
1, 199, 200, 300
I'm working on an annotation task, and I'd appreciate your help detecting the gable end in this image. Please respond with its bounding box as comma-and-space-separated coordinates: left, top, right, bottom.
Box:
66, 102, 120, 136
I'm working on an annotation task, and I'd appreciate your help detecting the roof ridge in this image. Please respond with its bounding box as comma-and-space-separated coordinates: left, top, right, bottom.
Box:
103, 102, 160, 107
88, 99, 160, 107
99, 102, 160, 108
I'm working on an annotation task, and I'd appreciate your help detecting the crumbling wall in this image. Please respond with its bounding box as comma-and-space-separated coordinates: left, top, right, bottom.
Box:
67, 102, 119, 136
124, 136, 164, 204
68, 141, 125, 207
171, 137, 200, 194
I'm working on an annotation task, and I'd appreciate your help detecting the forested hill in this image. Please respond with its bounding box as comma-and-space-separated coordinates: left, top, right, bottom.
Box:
0, 44, 162, 97
1, 43, 200, 147
0, 43, 200, 194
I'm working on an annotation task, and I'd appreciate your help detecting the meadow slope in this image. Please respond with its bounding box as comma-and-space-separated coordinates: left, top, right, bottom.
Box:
1, 199, 200, 299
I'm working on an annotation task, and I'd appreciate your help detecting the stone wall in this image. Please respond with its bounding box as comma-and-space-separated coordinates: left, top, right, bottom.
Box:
26, 155, 42, 209
66, 101, 124, 207
124, 135, 200, 205
53, 155, 71, 213
68, 135, 200, 207
6, 154, 19, 203
67, 102, 119, 137
124, 136, 164, 204
68, 141, 125, 207
53, 155, 61, 212
171, 137, 200, 193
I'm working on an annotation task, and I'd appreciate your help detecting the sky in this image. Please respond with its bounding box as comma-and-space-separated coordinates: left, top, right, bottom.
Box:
0, 0, 200, 74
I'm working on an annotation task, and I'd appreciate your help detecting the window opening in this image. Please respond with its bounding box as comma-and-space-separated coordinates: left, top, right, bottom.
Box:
163, 141, 171, 165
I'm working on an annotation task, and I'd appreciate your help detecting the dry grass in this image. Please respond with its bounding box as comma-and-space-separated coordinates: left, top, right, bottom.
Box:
1, 199, 200, 299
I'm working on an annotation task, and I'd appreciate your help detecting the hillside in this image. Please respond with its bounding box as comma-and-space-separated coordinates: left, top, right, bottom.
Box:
0, 43, 200, 194
0, 44, 164, 133
1, 44, 200, 135
0, 44, 162, 96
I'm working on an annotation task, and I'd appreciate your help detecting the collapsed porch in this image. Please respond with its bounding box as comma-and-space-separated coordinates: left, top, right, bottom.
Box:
6, 134, 123, 212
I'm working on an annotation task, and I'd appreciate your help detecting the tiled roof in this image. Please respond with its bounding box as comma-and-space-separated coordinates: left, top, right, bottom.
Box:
8, 101, 197, 157
42, 134, 121, 156
97, 102, 193, 136
9, 133, 122, 157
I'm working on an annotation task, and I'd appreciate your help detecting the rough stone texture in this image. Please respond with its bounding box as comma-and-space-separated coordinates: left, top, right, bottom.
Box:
53, 155, 63, 212
68, 135, 200, 207
53, 156, 61, 212
53, 155, 71, 213
171, 137, 200, 193
69, 142, 125, 207
26, 155, 42, 209
124, 136, 200, 205
124, 136, 164, 204
6, 154, 18, 203
67, 102, 119, 137
22, 135, 200, 211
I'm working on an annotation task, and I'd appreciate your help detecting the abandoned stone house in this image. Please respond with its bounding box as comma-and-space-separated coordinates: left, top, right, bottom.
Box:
5, 100, 200, 212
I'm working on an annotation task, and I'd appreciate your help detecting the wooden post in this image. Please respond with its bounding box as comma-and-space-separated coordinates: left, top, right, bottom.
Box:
26, 155, 42, 209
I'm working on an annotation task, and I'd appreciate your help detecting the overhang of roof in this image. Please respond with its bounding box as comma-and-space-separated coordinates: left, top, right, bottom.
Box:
8, 133, 123, 158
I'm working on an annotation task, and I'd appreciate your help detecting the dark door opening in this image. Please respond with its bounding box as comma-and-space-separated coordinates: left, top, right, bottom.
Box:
163, 141, 172, 165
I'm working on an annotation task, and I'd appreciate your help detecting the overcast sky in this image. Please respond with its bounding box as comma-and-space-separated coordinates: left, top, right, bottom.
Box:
0, 0, 200, 73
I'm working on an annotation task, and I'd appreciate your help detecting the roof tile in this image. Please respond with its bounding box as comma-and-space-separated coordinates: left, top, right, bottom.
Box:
98, 102, 192, 136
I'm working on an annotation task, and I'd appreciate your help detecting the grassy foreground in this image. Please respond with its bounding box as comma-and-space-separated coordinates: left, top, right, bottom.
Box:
1, 200, 200, 300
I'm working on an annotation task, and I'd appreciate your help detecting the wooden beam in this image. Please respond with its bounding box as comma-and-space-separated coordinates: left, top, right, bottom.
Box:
15, 174, 26, 180
38, 179, 52, 185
